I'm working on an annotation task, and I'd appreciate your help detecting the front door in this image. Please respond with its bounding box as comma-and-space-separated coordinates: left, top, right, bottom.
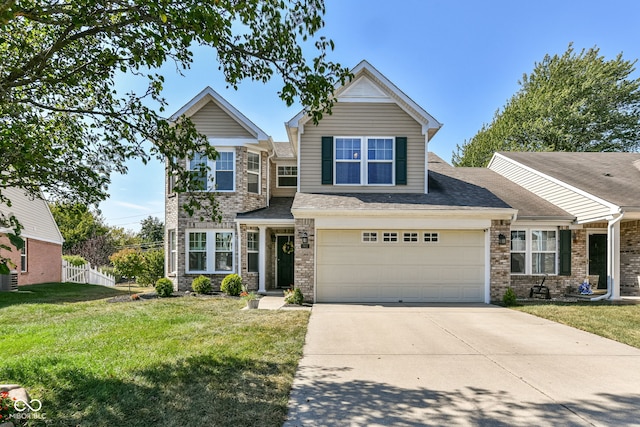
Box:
588, 234, 607, 289
276, 235, 295, 288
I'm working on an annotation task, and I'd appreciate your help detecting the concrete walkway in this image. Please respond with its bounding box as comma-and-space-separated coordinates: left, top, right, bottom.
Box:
284, 303, 640, 426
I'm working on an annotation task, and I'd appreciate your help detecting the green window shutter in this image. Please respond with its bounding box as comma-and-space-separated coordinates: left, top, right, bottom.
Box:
321, 136, 333, 185
559, 229, 572, 276
396, 137, 407, 185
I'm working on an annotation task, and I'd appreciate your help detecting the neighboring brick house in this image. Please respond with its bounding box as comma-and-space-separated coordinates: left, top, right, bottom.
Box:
0, 188, 64, 287
166, 60, 640, 302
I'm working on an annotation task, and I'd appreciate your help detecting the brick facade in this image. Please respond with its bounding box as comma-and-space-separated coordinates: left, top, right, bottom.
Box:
489, 220, 511, 302
621, 220, 640, 296
0, 235, 62, 285
294, 218, 315, 302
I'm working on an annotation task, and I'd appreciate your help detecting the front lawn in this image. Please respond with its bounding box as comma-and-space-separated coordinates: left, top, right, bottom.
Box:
0, 283, 309, 426
514, 302, 640, 349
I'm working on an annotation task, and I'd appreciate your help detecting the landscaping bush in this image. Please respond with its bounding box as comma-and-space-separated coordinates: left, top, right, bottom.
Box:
155, 278, 174, 297
284, 287, 304, 305
191, 275, 212, 294
62, 254, 87, 267
109, 248, 143, 282
220, 274, 242, 296
137, 249, 165, 286
503, 287, 517, 306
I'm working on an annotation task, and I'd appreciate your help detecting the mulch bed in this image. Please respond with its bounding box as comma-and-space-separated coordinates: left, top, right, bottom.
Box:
107, 290, 228, 303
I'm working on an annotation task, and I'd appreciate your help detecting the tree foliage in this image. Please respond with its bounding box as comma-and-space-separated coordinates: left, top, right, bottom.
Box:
453, 44, 640, 167
0, 0, 349, 270
139, 216, 164, 248
50, 203, 109, 251
109, 248, 143, 281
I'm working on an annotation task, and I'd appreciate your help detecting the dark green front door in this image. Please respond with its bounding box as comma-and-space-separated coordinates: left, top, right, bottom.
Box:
588, 234, 607, 289
276, 235, 294, 288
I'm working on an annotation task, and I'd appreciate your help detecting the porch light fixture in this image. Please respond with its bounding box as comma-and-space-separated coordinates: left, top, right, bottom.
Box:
498, 233, 507, 245
271, 234, 276, 243
300, 231, 309, 248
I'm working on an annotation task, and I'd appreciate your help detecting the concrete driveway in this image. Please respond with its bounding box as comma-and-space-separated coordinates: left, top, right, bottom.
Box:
284, 304, 640, 426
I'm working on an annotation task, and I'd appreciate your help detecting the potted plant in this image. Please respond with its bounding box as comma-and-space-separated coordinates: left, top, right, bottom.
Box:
240, 288, 260, 309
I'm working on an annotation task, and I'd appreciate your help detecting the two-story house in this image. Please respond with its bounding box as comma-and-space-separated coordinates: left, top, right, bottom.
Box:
166, 60, 640, 302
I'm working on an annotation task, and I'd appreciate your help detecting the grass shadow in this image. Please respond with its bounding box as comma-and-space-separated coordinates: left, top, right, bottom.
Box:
0, 283, 140, 308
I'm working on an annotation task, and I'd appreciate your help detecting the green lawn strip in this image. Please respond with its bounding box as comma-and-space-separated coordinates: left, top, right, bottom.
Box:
514, 303, 640, 349
0, 283, 309, 426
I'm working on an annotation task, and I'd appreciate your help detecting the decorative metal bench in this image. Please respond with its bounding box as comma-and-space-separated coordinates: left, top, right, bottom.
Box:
529, 275, 550, 299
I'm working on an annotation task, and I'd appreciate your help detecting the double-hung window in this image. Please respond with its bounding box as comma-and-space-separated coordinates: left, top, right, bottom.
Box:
510, 229, 557, 275
277, 165, 298, 187
186, 230, 235, 273
247, 152, 260, 194
335, 137, 394, 185
168, 230, 177, 274
188, 149, 235, 192
20, 239, 27, 272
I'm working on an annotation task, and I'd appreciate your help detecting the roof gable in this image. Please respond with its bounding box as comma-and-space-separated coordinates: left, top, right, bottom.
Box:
286, 60, 442, 139
0, 188, 63, 244
170, 86, 270, 141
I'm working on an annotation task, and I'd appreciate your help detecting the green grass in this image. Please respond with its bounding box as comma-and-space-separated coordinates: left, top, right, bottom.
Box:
0, 283, 310, 426
514, 302, 640, 349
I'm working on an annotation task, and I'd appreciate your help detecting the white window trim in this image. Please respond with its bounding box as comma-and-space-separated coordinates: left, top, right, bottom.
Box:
361, 231, 378, 243
423, 232, 439, 243
510, 227, 558, 276
382, 231, 399, 243
21, 239, 27, 272
403, 232, 418, 243
168, 230, 177, 274
185, 229, 235, 274
333, 136, 395, 186
187, 148, 236, 193
276, 164, 298, 188
247, 231, 259, 273
247, 151, 261, 194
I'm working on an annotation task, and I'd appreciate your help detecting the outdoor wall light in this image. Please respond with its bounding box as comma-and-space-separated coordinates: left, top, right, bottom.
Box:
270, 234, 276, 243
498, 233, 507, 245
300, 231, 309, 248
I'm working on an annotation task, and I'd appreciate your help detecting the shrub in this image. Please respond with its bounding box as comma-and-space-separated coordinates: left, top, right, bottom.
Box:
109, 248, 143, 282
98, 266, 123, 283
284, 287, 304, 305
155, 278, 174, 297
220, 274, 242, 296
503, 287, 517, 306
191, 275, 212, 294
62, 254, 87, 267
137, 249, 165, 286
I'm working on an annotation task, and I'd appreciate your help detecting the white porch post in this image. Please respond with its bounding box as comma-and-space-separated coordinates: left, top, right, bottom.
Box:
609, 218, 622, 299
258, 225, 267, 293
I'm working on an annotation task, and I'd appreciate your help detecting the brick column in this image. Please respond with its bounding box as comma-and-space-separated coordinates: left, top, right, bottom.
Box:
294, 218, 315, 302
490, 220, 511, 302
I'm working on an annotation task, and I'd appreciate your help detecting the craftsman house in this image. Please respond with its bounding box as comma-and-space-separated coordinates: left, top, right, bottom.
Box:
0, 188, 64, 288
165, 60, 640, 302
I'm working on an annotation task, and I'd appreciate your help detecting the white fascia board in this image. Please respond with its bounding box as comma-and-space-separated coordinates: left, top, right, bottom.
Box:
292, 208, 515, 221
208, 137, 260, 147
493, 152, 620, 214
511, 220, 575, 227
312, 216, 493, 230
234, 218, 295, 226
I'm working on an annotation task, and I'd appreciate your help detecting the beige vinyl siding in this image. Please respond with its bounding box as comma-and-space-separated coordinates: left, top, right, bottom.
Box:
299, 103, 425, 193
190, 101, 254, 138
490, 155, 612, 221
1, 188, 63, 244
270, 162, 297, 197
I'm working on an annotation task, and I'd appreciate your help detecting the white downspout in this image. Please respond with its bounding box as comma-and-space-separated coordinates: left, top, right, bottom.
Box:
590, 212, 624, 301
266, 149, 275, 207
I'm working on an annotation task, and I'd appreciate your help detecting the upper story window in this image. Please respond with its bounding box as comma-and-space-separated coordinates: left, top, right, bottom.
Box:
334, 137, 394, 185
20, 240, 27, 272
277, 165, 298, 187
188, 149, 235, 192
247, 152, 260, 194
510, 229, 557, 275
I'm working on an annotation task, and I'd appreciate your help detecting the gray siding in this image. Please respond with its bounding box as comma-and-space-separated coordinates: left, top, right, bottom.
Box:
190, 101, 254, 138
1, 188, 63, 244
299, 102, 425, 193
490, 155, 612, 221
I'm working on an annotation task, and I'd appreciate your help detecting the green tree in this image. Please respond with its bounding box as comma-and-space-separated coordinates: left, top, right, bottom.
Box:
50, 203, 109, 252
139, 216, 164, 248
0, 0, 349, 271
453, 44, 640, 167
137, 249, 164, 286
109, 248, 143, 282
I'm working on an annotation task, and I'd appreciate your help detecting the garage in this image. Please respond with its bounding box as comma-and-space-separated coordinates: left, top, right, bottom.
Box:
316, 229, 485, 303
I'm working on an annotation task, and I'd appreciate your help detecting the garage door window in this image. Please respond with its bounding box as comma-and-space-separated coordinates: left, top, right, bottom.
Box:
383, 232, 398, 242
362, 232, 378, 242
403, 232, 418, 242
423, 232, 439, 242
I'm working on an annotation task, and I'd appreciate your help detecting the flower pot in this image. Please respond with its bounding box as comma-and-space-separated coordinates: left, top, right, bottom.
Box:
247, 299, 259, 309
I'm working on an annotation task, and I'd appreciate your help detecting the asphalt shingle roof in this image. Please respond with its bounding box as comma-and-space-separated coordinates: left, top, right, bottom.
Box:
236, 197, 294, 220
499, 152, 640, 209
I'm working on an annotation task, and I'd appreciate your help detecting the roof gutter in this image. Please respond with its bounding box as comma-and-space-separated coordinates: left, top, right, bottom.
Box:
590, 212, 624, 301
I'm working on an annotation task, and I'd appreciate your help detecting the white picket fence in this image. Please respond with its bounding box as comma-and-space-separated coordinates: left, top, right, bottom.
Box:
62, 260, 115, 287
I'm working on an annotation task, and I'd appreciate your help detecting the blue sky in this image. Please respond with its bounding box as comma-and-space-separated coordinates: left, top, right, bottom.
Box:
100, 0, 640, 231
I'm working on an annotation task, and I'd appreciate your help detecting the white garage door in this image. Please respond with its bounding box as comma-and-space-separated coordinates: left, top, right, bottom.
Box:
316, 230, 485, 303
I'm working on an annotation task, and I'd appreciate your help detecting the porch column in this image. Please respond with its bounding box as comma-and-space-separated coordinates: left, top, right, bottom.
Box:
258, 225, 267, 293
609, 218, 622, 299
